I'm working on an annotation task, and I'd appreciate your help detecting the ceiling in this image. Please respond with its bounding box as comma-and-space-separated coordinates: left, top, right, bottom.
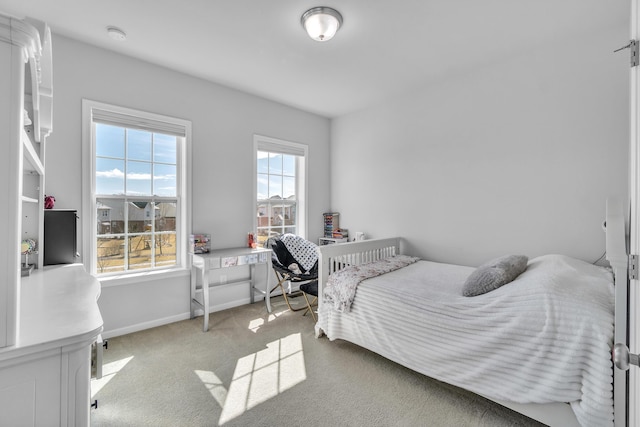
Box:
0, 0, 628, 118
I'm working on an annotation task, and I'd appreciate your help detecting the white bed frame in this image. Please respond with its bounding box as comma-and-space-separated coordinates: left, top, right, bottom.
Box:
317, 198, 628, 427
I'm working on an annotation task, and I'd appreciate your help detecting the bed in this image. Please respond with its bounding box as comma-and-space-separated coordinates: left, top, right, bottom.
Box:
315, 200, 628, 427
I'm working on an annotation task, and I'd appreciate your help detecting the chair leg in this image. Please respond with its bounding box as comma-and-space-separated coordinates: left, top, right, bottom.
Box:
272, 270, 306, 312
301, 293, 318, 321
281, 286, 307, 312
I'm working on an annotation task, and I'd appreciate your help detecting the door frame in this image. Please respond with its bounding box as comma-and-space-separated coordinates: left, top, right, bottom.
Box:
630, 1, 640, 425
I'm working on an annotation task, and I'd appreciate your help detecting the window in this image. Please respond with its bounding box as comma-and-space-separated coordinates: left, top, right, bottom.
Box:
254, 135, 308, 245
83, 100, 191, 277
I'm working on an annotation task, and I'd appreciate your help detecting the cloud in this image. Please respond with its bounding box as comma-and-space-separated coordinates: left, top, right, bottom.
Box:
153, 174, 177, 181
96, 168, 125, 178
96, 169, 176, 181
127, 173, 151, 180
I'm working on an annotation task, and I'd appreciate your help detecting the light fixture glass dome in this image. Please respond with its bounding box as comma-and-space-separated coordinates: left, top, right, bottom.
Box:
301, 7, 343, 42
107, 26, 127, 42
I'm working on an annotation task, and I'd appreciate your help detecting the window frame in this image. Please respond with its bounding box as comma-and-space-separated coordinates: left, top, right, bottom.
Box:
253, 134, 308, 242
82, 100, 192, 280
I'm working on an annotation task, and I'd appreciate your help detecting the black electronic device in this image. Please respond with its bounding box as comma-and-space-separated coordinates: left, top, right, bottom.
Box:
44, 209, 78, 265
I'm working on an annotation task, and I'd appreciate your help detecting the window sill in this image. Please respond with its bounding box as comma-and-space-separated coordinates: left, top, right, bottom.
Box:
98, 267, 190, 288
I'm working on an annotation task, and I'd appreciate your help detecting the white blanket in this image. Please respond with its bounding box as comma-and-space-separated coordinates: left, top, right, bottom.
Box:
323, 255, 419, 313
317, 254, 615, 427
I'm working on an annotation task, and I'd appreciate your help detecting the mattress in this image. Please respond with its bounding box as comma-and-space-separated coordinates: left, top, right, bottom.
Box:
316, 254, 615, 427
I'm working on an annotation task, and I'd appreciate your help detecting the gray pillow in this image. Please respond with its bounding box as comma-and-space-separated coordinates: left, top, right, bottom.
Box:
462, 255, 528, 297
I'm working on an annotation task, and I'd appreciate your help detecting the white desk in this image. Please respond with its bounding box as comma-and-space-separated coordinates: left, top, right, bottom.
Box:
190, 247, 272, 331
0, 264, 103, 426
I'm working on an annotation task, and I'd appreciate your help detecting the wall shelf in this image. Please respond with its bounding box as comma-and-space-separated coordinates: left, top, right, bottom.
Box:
22, 128, 44, 175
21, 196, 38, 204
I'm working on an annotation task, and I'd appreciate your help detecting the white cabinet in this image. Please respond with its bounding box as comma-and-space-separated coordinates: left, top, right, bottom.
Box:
0, 350, 61, 425
0, 14, 103, 427
0, 264, 103, 427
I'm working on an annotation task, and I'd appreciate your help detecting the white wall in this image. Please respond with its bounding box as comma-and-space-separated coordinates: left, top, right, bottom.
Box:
331, 24, 629, 267
45, 16, 628, 336
46, 35, 331, 337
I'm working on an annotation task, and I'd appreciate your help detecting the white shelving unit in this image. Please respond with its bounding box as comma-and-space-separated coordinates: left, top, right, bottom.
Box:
318, 237, 348, 246
0, 12, 54, 342
22, 122, 46, 271
21, 17, 51, 273
0, 11, 53, 350
0, 15, 103, 426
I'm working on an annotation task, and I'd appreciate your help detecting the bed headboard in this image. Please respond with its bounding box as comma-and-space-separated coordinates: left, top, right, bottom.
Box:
316, 237, 400, 312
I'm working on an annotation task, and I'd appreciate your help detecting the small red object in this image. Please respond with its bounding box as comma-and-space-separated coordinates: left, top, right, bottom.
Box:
248, 233, 254, 248
44, 195, 55, 209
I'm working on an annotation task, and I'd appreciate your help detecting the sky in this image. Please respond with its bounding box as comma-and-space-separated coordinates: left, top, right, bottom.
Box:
95, 123, 177, 197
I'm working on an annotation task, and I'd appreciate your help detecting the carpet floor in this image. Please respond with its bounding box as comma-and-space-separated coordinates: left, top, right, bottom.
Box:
91, 295, 545, 426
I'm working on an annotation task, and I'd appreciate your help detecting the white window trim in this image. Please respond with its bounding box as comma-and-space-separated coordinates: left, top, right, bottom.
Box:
82, 99, 192, 281
253, 134, 308, 239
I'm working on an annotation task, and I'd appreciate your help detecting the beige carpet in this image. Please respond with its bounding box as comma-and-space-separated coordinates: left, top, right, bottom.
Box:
91, 296, 545, 427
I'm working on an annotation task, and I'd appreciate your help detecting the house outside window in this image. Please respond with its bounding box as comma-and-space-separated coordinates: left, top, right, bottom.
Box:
254, 135, 308, 245
83, 100, 191, 277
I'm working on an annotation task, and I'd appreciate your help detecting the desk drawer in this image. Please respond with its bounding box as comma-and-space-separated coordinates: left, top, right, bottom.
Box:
238, 254, 257, 265
207, 257, 221, 269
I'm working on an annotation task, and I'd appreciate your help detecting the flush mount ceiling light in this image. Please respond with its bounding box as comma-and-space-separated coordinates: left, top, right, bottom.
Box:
301, 7, 343, 42
106, 26, 127, 42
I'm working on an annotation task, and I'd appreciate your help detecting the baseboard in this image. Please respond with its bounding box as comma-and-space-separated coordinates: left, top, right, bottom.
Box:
102, 295, 273, 339
101, 283, 302, 339
102, 313, 191, 339
191, 296, 256, 317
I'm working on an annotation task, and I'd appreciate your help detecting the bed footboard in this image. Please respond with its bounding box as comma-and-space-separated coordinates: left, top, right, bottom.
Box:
316, 237, 401, 313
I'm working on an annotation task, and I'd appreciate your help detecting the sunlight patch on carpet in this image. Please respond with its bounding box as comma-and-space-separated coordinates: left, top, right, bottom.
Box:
91, 356, 134, 398
217, 332, 306, 424
247, 309, 288, 333
195, 370, 227, 407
